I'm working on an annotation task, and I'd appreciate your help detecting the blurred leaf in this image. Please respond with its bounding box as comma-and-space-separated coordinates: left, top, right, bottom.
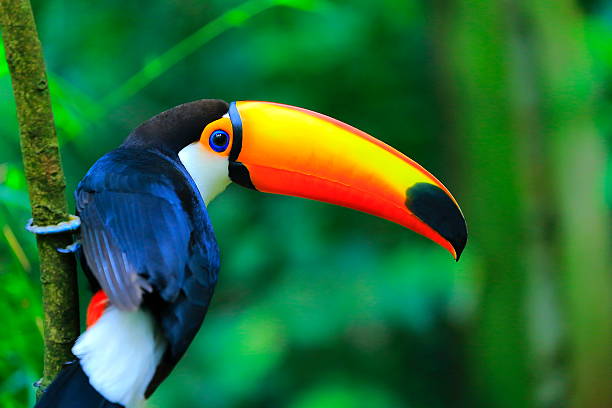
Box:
99, 0, 319, 114
0, 186, 29, 211
290, 379, 401, 408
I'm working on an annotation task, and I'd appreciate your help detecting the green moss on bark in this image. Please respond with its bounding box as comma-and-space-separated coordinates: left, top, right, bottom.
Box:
0, 0, 80, 396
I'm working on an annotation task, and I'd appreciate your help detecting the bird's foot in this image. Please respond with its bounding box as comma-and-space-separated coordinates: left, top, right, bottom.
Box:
25, 214, 81, 253
25, 214, 81, 235
57, 240, 81, 254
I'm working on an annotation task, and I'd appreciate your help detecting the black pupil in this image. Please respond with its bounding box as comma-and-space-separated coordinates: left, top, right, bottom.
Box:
213, 132, 227, 146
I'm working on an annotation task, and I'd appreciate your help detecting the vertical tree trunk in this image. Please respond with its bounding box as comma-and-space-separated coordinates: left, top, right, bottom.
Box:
429, 1, 611, 407
521, 2, 612, 407
0, 0, 80, 395
429, 1, 533, 406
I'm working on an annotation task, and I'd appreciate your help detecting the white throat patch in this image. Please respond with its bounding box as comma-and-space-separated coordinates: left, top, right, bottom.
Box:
179, 142, 231, 205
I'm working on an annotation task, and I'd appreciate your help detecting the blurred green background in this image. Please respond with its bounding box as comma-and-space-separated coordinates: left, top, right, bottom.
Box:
1, 0, 611, 407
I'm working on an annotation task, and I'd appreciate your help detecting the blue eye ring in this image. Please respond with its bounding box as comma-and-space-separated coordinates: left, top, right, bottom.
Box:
209, 130, 230, 153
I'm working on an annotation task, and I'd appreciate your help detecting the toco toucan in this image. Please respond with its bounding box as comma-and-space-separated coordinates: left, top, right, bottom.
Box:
36, 99, 467, 408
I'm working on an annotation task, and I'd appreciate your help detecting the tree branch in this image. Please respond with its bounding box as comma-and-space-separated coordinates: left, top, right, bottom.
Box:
0, 0, 80, 396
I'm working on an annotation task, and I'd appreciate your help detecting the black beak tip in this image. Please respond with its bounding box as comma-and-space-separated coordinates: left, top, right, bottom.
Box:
405, 182, 468, 261
452, 227, 467, 261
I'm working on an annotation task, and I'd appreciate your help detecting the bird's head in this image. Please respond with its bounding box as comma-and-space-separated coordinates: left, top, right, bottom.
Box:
177, 100, 467, 260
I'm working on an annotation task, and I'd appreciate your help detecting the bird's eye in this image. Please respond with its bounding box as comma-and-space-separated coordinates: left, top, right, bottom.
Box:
209, 130, 230, 153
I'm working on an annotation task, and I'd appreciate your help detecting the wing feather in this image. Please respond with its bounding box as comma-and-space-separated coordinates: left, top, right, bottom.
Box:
77, 171, 192, 311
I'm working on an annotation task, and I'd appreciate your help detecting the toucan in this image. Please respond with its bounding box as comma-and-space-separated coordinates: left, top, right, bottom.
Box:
36, 99, 467, 408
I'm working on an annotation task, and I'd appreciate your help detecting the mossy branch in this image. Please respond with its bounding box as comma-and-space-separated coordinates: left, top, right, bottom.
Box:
0, 0, 80, 397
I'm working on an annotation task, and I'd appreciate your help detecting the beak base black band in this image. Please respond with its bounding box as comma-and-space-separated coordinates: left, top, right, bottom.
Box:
228, 102, 243, 162
227, 102, 256, 190
229, 162, 256, 190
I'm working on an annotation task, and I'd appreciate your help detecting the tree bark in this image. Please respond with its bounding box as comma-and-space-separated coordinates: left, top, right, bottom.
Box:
0, 0, 80, 396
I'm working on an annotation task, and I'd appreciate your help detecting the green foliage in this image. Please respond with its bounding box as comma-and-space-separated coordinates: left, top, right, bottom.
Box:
1, 0, 610, 407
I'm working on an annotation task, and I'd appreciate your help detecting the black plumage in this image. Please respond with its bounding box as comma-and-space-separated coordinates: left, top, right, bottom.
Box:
36, 362, 122, 408
40, 99, 230, 405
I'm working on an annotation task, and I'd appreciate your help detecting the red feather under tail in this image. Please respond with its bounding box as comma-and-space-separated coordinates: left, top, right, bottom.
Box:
86, 290, 109, 328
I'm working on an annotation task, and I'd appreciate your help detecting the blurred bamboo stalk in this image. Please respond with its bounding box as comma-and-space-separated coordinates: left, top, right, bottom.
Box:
3, 223, 32, 272
0, 0, 80, 396
429, 1, 533, 406
429, 0, 612, 407
522, 2, 612, 407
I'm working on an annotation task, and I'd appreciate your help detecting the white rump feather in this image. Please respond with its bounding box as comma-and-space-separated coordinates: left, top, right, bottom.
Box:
73, 307, 166, 408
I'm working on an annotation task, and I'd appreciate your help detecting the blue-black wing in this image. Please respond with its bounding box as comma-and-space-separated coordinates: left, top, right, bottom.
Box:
76, 152, 192, 311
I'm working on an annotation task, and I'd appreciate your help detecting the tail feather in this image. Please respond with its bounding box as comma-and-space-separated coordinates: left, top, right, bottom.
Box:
35, 361, 123, 408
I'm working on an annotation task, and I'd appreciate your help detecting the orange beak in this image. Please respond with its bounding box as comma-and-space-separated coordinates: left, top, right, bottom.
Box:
211, 101, 467, 259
